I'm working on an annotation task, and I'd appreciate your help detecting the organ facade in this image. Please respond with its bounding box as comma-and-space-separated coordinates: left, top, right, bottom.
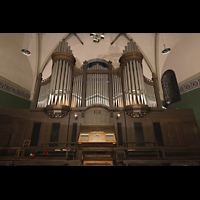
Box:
36, 40, 159, 118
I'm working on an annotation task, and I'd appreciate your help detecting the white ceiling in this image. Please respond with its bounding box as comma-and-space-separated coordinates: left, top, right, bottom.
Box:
0, 33, 199, 100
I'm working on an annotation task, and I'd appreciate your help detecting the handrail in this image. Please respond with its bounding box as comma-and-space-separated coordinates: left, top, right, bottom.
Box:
0, 143, 79, 158
123, 141, 159, 147
41, 142, 78, 147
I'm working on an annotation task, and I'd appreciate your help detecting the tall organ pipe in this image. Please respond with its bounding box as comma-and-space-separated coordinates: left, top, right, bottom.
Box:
119, 40, 147, 107
85, 62, 110, 107
47, 39, 76, 107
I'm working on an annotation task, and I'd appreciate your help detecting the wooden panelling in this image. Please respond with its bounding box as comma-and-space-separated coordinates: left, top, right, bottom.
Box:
0, 107, 199, 149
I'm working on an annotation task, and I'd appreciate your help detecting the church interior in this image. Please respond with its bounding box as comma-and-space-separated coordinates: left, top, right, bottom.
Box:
0, 33, 200, 166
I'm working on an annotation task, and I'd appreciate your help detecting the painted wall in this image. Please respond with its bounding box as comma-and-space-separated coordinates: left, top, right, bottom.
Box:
0, 90, 31, 109
0, 33, 33, 91
161, 34, 200, 84
168, 87, 200, 129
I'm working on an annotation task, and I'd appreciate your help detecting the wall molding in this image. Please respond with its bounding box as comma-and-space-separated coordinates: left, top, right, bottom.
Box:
179, 76, 200, 95
0, 79, 30, 100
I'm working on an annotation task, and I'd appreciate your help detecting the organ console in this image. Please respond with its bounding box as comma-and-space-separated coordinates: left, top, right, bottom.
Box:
36, 39, 159, 118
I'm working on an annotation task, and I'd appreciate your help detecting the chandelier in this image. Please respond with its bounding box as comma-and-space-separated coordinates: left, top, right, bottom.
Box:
90, 33, 104, 43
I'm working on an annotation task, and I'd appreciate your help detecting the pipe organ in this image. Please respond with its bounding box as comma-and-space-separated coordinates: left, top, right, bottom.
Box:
44, 40, 76, 117
2, 37, 200, 167
37, 76, 51, 108
85, 62, 109, 107
119, 40, 154, 117
112, 74, 123, 107
120, 41, 147, 106
47, 40, 74, 107
36, 40, 160, 118
71, 74, 83, 107
144, 77, 157, 107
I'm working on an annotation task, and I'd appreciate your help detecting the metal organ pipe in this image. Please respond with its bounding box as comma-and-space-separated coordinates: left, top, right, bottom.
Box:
47, 39, 76, 107
37, 76, 51, 108
106, 74, 109, 106
71, 73, 83, 108
43, 39, 159, 119
129, 60, 136, 105
112, 74, 123, 107
123, 65, 128, 106
63, 63, 69, 105
100, 73, 103, 104
133, 60, 140, 104
119, 40, 147, 107
84, 62, 111, 107
116, 75, 119, 107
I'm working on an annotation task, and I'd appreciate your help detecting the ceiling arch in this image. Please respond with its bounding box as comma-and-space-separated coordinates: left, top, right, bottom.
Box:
0, 33, 199, 102
0, 33, 33, 91
40, 33, 155, 80
161, 33, 200, 84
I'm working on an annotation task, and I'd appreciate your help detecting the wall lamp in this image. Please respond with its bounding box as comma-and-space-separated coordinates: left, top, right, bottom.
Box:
117, 113, 120, 119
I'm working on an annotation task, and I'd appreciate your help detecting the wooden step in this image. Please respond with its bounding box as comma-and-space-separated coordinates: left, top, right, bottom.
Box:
83, 160, 113, 166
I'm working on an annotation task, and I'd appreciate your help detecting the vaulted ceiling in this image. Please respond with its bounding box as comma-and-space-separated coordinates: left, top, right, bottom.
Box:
0, 33, 200, 100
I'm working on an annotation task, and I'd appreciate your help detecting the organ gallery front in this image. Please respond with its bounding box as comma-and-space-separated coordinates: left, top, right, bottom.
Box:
0, 39, 200, 166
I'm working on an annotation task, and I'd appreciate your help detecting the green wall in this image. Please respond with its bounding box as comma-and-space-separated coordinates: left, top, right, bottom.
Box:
0, 90, 31, 109
168, 87, 200, 129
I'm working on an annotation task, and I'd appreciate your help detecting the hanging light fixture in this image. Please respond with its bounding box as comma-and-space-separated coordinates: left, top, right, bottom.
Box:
90, 33, 104, 43
161, 33, 171, 54
22, 49, 31, 56
162, 44, 171, 54
21, 33, 32, 56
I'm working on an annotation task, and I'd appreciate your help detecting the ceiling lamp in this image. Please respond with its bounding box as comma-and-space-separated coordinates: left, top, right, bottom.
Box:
22, 49, 31, 56
90, 33, 104, 43
161, 33, 171, 54
162, 44, 171, 54
21, 33, 32, 56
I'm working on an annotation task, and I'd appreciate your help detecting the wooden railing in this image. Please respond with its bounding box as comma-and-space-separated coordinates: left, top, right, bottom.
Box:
1, 142, 200, 166
0, 142, 79, 159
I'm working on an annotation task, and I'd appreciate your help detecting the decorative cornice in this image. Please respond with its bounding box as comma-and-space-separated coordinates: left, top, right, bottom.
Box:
119, 52, 143, 68
179, 77, 200, 94
45, 105, 70, 118
125, 104, 149, 118
0, 79, 30, 100
51, 52, 76, 67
